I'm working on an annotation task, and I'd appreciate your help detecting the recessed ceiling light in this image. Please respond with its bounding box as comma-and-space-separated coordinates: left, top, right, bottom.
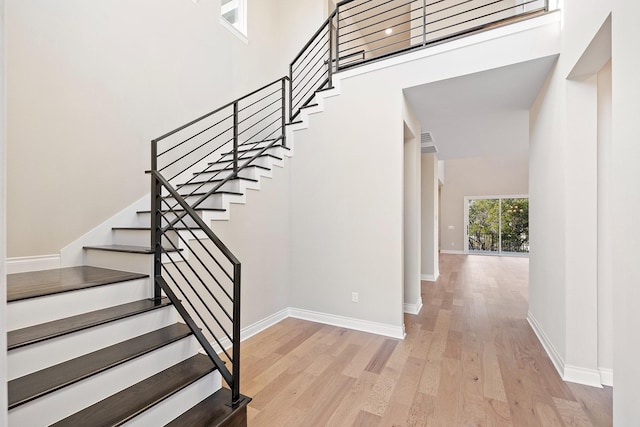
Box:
385, 28, 393, 35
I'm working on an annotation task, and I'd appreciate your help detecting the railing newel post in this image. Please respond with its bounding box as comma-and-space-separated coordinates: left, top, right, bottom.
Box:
232, 262, 242, 405
233, 102, 239, 174
289, 63, 294, 122
150, 140, 162, 301
328, 16, 334, 88
335, 6, 340, 71
281, 78, 287, 147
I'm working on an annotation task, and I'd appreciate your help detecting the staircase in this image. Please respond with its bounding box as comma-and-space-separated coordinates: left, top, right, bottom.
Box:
5, 1, 550, 425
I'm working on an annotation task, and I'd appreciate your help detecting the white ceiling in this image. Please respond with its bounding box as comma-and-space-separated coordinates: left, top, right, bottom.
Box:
403, 56, 558, 160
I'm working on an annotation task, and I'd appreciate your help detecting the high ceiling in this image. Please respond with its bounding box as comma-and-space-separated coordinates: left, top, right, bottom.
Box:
403, 55, 558, 159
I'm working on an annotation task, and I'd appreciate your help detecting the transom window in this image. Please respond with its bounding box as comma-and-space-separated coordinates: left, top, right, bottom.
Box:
221, 0, 247, 40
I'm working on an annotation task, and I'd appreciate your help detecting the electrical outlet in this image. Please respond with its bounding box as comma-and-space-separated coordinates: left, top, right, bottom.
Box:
351, 292, 359, 303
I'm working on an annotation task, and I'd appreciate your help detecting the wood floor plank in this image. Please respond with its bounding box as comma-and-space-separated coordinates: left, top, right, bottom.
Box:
236, 254, 612, 427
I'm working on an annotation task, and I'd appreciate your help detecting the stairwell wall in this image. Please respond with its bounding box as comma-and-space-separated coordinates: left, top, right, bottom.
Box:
289, 16, 559, 331
5, 0, 288, 258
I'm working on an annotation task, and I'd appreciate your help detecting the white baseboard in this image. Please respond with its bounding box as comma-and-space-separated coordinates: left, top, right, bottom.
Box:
7, 255, 61, 274
440, 250, 465, 255
527, 312, 565, 379
564, 365, 603, 388
599, 368, 613, 387
421, 273, 439, 281
211, 307, 290, 353
288, 307, 405, 339
404, 298, 423, 315
527, 311, 604, 388
209, 306, 405, 354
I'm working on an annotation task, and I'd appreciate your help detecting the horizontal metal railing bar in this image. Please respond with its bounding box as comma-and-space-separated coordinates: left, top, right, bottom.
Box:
159, 124, 234, 173
153, 77, 285, 144
158, 239, 234, 327
426, 0, 542, 34
291, 37, 330, 90
158, 202, 235, 290
236, 117, 282, 149
292, 57, 329, 97
339, 0, 418, 30
166, 136, 233, 182
237, 88, 281, 113
291, 27, 330, 75
153, 171, 241, 265
341, 20, 424, 52
157, 113, 233, 158
325, 49, 366, 64
291, 10, 336, 66
237, 97, 282, 126
338, 0, 399, 22
293, 65, 329, 105
236, 111, 281, 143
156, 276, 234, 385
292, 36, 330, 84
339, 5, 420, 39
338, 6, 422, 44
291, 77, 330, 120
159, 268, 233, 362
293, 71, 329, 109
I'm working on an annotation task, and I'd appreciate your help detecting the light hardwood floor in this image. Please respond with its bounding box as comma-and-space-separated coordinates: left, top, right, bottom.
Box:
238, 254, 612, 426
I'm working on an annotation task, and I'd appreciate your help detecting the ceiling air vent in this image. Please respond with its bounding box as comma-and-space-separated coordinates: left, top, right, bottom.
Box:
420, 131, 438, 154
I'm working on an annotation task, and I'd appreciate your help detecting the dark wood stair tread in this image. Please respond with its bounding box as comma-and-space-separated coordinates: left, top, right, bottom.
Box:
7, 266, 148, 302
136, 207, 226, 214
221, 144, 289, 157
83, 245, 182, 254
166, 388, 251, 427
185, 175, 259, 183
8, 323, 192, 409
214, 153, 283, 163
300, 103, 319, 109
8, 298, 172, 351
168, 190, 244, 198
52, 354, 216, 427
203, 164, 271, 173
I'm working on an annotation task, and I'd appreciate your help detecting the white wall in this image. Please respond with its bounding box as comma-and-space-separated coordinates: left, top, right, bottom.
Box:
421, 154, 438, 280
611, 0, 640, 422
596, 59, 612, 379
528, 0, 612, 387
288, 14, 559, 331
6, 0, 286, 257
403, 102, 421, 313
1, 0, 9, 422
211, 161, 291, 328
440, 154, 529, 252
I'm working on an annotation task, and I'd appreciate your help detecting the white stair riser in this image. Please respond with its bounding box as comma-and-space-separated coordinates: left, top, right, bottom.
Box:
179, 179, 241, 193
176, 178, 263, 195
164, 193, 246, 210
194, 167, 259, 181
8, 306, 178, 380
215, 155, 273, 169
8, 337, 200, 427
124, 370, 222, 427
84, 249, 183, 276
134, 210, 231, 228
113, 229, 178, 248
7, 278, 151, 331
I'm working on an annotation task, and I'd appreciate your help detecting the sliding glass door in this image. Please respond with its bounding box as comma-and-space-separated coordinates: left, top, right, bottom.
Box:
465, 196, 529, 255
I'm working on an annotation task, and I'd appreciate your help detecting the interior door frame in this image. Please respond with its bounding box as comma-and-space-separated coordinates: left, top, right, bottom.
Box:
464, 194, 529, 254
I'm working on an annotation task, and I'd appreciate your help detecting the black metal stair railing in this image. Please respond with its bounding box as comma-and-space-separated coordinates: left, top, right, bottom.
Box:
149, 77, 288, 406
148, 0, 551, 408
335, 0, 549, 70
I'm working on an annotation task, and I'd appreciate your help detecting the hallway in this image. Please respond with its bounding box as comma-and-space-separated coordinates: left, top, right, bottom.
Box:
239, 254, 612, 426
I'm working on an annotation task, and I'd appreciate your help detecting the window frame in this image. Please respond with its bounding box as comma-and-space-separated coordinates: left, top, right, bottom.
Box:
220, 0, 248, 43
